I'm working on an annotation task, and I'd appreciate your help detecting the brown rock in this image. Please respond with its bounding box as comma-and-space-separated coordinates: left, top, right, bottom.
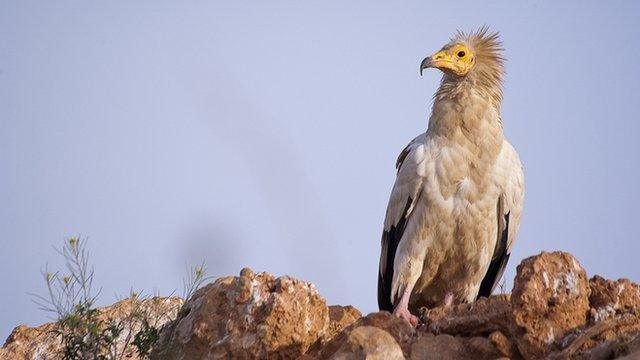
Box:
589, 275, 640, 322
305, 306, 362, 356
330, 326, 404, 360
153, 268, 330, 359
614, 334, 640, 360
489, 330, 517, 358
421, 295, 513, 336
1, 323, 59, 360
355, 312, 415, 348
0, 296, 182, 360
511, 251, 591, 358
553, 314, 640, 359
311, 312, 414, 359
7, 259, 640, 360
328, 305, 362, 337
408, 333, 502, 360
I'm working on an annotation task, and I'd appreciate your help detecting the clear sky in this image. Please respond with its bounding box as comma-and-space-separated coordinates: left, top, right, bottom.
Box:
2, 1, 639, 339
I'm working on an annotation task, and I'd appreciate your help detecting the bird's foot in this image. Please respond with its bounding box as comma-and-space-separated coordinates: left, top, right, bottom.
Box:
443, 292, 454, 308
393, 305, 418, 327
393, 283, 418, 326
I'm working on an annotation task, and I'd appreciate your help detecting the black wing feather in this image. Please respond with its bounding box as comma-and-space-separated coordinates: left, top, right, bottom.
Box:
377, 197, 412, 311
477, 211, 511, 299
377, 139, 421, 311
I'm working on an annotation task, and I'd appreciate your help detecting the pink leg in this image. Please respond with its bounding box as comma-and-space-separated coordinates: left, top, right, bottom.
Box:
392, 283, 418, 326
443, 292, 454, 308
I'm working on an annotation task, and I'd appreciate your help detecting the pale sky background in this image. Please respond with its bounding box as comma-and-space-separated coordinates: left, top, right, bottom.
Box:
2, 1, 639, 339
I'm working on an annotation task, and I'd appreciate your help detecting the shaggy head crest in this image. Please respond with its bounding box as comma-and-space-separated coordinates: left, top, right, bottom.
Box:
451, 26, 504, 87
421, 26, 505, 105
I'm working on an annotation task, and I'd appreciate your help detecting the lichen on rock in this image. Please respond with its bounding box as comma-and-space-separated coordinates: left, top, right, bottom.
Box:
511, 251, 591, 357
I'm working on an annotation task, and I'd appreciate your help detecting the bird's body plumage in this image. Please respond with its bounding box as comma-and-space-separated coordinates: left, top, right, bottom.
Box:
378, 28, 524, 316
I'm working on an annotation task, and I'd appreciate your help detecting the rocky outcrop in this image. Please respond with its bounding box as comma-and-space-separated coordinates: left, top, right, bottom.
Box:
327, 326, 405, 359
306, 311, 414, 359
511, 251, 591, 357
3, 251, 640, 359
1, 297, 182, 360
151, 267, 348, 359
589, 275, 640, 322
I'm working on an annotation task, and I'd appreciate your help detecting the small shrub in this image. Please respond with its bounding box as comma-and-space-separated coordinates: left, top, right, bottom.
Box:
32, 237, 210, 359
131, 318, 159, 358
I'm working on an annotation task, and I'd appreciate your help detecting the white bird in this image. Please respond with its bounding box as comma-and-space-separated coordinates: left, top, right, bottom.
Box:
377, 27, 524, 325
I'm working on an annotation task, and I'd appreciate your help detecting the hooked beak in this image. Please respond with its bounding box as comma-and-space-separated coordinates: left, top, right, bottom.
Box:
419, 56, 434, 76
420, 50, 449, 76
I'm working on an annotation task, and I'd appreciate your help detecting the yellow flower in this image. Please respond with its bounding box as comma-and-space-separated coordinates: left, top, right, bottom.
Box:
68, 237, 79, 247
195, 267, 205, 279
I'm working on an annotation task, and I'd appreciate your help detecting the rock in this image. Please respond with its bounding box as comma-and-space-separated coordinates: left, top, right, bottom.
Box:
408, 333, 504, 360
488, 330, 517, 358
6, 253, 640, 360
614, 334, 640, 359
589, 275, 640, 322
354, 312, 415, 349
421, 295, 512, 336
0, 296, 182, 360
330, 326, 404, 360
1, 323, 59, 360
152, 268, 330, 359
511, 251, 591, 358
309, 312, 414, 359
328, 305, 362, 337
553, 314, 640, 359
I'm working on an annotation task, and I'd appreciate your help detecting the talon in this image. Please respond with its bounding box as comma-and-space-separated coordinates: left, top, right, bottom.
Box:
391, 282, 419, 326
393, 306, 418, 326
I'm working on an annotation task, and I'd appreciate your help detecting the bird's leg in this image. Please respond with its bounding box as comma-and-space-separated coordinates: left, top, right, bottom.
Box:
393, 283, 418, 326
442, 292, 454, 308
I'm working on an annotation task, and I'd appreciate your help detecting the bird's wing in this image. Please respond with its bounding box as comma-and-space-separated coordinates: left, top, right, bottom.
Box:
477, 141, 525, 298
378, 133, 426, 311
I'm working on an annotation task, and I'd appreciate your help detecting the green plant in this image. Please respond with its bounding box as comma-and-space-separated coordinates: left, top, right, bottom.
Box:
33, 236, 211, 359
33, 237, 125, 359
178, 262, 211, 317
132, 318, 159, 358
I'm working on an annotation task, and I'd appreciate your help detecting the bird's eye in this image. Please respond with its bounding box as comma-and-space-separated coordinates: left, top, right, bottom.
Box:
457, 51, 466, 57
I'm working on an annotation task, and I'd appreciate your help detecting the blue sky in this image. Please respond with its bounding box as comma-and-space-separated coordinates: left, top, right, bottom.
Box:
2, 1, 639, 338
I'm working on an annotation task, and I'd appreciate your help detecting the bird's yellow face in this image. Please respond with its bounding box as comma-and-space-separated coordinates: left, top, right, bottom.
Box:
420, 43, 476, 77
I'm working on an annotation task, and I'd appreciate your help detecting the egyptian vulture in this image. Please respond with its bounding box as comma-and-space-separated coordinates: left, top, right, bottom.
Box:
377, 27, 524, 325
